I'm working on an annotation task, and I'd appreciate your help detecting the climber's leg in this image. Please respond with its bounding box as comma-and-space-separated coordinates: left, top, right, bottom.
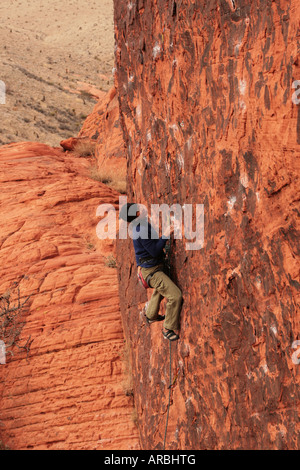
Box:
145, 289, 164, 321
140, 264, 164, 322
147, 270, 182, 331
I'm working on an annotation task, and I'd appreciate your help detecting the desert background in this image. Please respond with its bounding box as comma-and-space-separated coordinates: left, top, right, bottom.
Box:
0, 0, 115, 146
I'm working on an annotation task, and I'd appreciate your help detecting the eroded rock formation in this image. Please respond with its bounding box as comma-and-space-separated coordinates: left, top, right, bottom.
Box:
114, 0, 300, 449
0, 140, 138, 450
0, 0, 299, 452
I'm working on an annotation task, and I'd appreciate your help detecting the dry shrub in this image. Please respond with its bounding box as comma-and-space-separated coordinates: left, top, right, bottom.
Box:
0, 441, 10, 450
79, 89, 96, 102
0, 282, 32, 360
72, 139, 96, 158
120, 341, 139, 427
120, 340, 134, 398
104, 255, 117, 268
89, 162, 127, 194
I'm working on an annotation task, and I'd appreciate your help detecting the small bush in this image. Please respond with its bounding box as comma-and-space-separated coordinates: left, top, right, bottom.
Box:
72, 140, 96, 158
108, 179, 127, 195
90, 166, 112, 184
0, 440, 10, 450
131, 408, 139, 426
79, 90, 96, 102
104, 255, 117, 268
89, 163, 127, 194
0, 281, 32, 360
86, 242, 96, 251
120, 341, 134, 398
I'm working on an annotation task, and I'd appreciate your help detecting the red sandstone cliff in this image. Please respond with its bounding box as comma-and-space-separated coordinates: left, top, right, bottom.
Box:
0, 0, 299, 452
114, 0, 300, 449
0, 133, 138, 449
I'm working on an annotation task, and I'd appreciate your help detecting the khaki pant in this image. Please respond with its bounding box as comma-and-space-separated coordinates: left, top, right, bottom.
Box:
140, 263, 182, 331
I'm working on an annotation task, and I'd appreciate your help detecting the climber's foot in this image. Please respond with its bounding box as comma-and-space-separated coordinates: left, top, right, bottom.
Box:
145, 314, 165, 325
162, 328, 179, 341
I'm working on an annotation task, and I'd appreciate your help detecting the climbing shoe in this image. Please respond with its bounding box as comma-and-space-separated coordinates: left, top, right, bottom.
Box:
162, 329, 179, 341
145, 314, 165, 325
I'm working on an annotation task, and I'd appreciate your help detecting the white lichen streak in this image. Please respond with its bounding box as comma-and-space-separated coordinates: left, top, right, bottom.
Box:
152, 43, 161, 59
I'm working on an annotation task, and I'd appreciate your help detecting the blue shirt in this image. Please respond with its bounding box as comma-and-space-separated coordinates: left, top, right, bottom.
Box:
132, 221, 167, 267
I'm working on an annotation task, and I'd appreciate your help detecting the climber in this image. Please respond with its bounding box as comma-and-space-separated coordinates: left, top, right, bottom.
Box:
119, 202, 183, 341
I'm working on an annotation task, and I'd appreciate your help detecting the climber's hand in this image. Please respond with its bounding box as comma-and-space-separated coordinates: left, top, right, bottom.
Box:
162, 224, 174, 238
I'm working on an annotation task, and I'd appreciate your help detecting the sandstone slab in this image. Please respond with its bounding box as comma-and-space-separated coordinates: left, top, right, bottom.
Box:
0, 141, 139, 450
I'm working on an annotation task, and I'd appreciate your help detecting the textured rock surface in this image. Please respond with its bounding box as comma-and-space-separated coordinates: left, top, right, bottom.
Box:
0, 141, 139, 450
115, 0, 300, 449
78, 87, 126, 167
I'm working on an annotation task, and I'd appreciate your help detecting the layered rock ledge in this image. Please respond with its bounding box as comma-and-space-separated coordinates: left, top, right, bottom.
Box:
0, 141, 139, 450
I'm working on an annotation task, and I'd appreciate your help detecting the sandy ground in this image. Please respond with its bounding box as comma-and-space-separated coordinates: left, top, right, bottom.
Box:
0, 0, 115, 146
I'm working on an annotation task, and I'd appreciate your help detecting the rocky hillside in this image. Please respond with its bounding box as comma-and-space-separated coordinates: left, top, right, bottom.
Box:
0, 99, 138, 449
0, 0, 114, 147
115, 0, 300, 449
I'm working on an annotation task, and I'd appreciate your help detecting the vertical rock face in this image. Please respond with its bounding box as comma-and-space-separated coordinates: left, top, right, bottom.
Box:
114, 0, 300, 449
78, 87, 126, 164
0, 141, 139, 450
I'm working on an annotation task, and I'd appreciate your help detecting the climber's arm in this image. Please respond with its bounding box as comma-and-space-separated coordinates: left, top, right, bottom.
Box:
140, 236, 167, 258
139, 223, 174, 258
